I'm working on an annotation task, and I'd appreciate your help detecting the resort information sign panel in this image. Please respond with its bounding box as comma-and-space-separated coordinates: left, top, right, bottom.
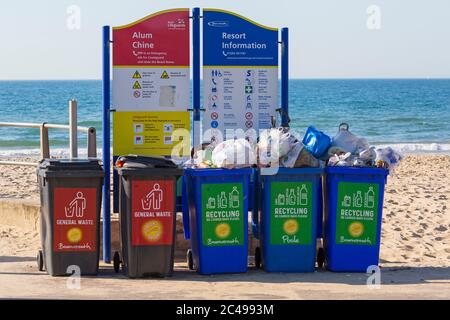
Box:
112, 9, 190, 156
202, 9, 278, 144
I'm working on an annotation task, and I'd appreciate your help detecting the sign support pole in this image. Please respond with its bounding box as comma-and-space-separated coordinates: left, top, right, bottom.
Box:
102, 25, 111, 263
281, 27, 289, 127
192, 7, 201, 148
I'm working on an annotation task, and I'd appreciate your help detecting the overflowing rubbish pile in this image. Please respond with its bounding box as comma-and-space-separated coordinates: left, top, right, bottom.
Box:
186, 123, 403, 171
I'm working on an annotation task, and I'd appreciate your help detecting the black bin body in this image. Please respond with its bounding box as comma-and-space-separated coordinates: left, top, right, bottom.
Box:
37, 159, 104, 276
116, 156, 183, 278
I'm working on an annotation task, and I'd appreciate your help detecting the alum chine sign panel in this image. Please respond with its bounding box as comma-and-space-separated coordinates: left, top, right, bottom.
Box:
203, 9, 279, 143
112, 9, 190, 157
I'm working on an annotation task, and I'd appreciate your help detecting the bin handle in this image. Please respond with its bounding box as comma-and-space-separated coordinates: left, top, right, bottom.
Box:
181, 176, 190, 240
338, 123, 349, 132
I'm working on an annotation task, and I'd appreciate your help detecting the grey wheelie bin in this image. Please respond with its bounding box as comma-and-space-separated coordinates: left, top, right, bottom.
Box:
37, 159, 104, 276
114, 156, 183, 278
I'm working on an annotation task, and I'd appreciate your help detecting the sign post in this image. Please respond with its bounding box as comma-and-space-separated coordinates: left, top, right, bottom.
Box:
102, 8, 290, 264
281, 28, 289, 127
102, 25, 111, 263
192, 8, 201, 149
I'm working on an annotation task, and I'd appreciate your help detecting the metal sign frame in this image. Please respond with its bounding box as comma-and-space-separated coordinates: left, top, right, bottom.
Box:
101, 8, 289, 263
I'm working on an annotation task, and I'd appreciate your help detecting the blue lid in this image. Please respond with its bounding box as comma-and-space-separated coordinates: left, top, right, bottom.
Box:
264, 167, 324, 175
326, 166, 389, 176
185, 167, 253, 177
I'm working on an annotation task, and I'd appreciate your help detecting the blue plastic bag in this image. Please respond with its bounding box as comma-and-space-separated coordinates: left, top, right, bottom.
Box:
302, 126, 332, 158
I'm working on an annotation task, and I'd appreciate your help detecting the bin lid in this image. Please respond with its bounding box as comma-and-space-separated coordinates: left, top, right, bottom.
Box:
37, 159, 104, 178
184, 167, 253, 177
115, 155, 179, 169
326, 166, 389, 176
38, 158, 103, 171
115, 155, 183, 177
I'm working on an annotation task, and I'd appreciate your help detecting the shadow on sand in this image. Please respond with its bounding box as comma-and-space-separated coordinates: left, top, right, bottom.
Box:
94, 264, 450, 286
1, 255, 448, 287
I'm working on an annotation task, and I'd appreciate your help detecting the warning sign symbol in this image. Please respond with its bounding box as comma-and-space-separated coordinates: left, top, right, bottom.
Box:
133, 81, 142, 90
132, 71, 141, 79
161, 71, 170, 79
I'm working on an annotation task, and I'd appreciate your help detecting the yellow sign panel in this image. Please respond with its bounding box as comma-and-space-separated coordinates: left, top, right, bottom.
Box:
113, 111, 191, 157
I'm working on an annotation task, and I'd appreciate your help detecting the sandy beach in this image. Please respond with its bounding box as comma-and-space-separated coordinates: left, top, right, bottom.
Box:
1, 155, 449, 266
0, 154, 449, 299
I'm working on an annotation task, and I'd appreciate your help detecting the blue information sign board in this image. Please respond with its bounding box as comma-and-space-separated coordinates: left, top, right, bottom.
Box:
202, 9, 279, 143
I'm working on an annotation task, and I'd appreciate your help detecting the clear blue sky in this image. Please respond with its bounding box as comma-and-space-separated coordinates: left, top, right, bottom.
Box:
0, 0, 449, 79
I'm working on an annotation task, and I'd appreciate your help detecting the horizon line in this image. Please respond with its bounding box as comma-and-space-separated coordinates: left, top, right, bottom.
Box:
1, 77, 450, 81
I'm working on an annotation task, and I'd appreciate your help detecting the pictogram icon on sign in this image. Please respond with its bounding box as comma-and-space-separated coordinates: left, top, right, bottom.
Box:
65, 192, 86, 218
132, 70, 142, 79
142, 183, 164, 210
133, 81, 142, 90
161, 71, 170, 79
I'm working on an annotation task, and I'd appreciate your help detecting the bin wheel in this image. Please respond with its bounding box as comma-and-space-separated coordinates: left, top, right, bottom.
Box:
113, 251, 121, 273
37, 250, 44, 272
187, 249, 194, 271
317, 247, 325, 269
254, 247, 262, 269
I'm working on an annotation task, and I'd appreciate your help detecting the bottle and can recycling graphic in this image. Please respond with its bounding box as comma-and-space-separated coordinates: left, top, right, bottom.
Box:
202, 183, 244, 247
336, 182, 379, 246
270, 182, 313, 245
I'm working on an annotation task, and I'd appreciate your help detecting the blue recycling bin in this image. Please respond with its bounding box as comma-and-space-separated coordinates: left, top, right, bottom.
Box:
252, 168, 324, 272
183, 168, 252, 275
324, 167, 389, 272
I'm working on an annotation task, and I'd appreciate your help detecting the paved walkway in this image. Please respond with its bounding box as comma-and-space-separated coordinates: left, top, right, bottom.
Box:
0, 256, 449, 299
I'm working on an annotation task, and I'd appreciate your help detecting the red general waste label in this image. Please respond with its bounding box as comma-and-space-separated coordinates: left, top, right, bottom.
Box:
53, 188, 97, 252
113, 9, 190, 67
131, 180, 175, 246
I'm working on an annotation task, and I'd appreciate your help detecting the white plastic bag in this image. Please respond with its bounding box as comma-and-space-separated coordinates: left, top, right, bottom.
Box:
375, 147, 403, 171
331, 123, 369, 155
212, 139, 257, 169
258, 128, 297, 166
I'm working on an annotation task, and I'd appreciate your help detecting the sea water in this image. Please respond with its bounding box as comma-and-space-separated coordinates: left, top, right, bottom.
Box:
0, 79, 449, 156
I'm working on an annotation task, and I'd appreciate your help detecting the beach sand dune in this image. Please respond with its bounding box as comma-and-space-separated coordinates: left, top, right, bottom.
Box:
380, 155, 450, 268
